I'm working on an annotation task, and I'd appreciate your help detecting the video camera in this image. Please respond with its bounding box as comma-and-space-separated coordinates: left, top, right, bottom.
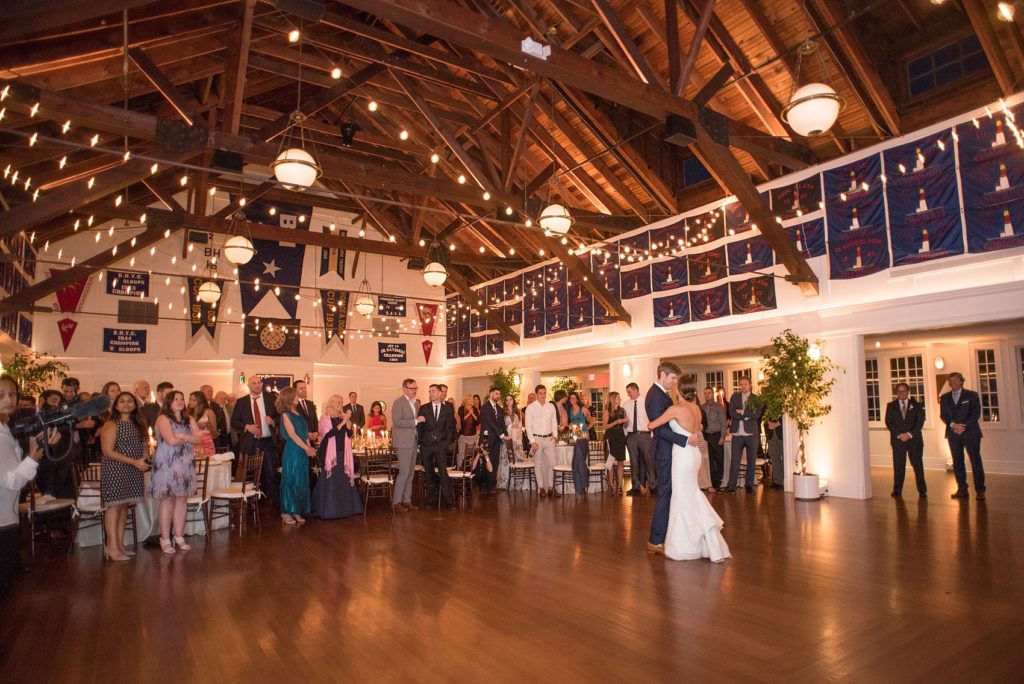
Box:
11, 395, 110, 458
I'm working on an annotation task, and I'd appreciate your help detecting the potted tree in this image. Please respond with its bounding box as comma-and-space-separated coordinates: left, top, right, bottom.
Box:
487, 366, 521, 403
754, 330, 841, 500
3, 351, 69, 396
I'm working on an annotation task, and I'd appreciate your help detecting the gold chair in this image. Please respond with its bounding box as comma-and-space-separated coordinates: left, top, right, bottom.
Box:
209, 451, 263, 535
185, 457, 210, 536
361, 448, 394, 515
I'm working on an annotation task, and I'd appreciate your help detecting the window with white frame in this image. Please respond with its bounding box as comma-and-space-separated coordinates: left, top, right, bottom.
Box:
731, 368, 752, 393
975, 348, 1000, 422
865, 358, 881, 422
704, 370, 724, 392
890, 354, 925, 401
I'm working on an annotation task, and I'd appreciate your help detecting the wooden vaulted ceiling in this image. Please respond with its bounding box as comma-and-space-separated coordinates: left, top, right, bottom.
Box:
0, 0, 1019, 317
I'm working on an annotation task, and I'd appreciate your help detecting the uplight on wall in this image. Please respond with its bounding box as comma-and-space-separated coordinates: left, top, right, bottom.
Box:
808, 342, 822, 361
622, 362, 632, 377
934, 356, 945, 370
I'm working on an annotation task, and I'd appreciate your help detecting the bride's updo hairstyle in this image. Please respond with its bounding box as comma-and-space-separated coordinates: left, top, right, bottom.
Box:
677, 380, 698, 403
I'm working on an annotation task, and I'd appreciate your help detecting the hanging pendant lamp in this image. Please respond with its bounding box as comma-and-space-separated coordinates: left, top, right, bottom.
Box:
780, 40, 845, 137
271, 25, 321, 191
222, 210, 256, 265
422, 241, 449, 287
197, 280, 222, 304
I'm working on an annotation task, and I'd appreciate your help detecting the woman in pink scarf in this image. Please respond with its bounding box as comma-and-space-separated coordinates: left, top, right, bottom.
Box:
311, 395, 364, 519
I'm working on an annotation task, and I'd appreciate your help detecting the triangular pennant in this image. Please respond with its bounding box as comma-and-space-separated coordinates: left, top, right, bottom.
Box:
187, 277, 224, 338
422, 339, 434, 364
416, 303, 438, 337
51, 269, 90, 313
57, 318, 78, 351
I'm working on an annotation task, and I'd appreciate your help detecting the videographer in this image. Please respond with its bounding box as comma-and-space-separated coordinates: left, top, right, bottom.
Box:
0, 375, 58, 601
35, 389, 77, 501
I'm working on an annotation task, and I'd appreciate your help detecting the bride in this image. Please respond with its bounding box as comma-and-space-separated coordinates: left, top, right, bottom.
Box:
647, 381, 731, 563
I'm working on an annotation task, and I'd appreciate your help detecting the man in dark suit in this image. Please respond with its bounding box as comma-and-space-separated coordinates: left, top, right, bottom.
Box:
939, 372, 985, 500
201, 384, 230, 452
884, 382, 927, 498
293, 380, 318, 434
141, 381, 173, 429
646, 362, 690, 556
726, 376, 762, 493
479, 386, 509, 499
345, 392, 365, 433
230, 374, 280, 508
418, 384, 456, 509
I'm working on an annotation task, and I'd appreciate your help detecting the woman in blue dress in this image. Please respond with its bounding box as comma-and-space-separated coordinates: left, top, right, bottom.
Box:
311, 395, 364, 519
277, 386, 315, 525
566, 392, 593, 495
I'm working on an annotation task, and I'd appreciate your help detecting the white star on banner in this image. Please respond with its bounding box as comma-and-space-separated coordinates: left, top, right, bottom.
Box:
262, 260, 280, 278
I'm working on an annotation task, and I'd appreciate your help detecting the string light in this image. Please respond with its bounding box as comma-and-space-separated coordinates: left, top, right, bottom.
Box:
288, 29, 301, 43
368, 100, 379, 112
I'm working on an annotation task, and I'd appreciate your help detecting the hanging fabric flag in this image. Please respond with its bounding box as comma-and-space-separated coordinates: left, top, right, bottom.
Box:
446, 341, 459, 360
825, 154, 891, 279
784, 218, 826, 258
544, 263, 567, 311
730, 275, 778, 315
188, 276, 224, 339
651, 255, 688, 292
485, 334, 504, 355
50, 269, 90, 313
422, 339, 434, 364
650, 220, 685, 255
620, 264, 651, 299
319, 289, 349, 343
17, 316, 32, 347
242, 317, 301, 357
319, 225, 346, 276
690, 283, 731, 322
57, 318, 78, 351
687, 245, 727, 285
770, 174, 823, 222
239, 200, 309, 317
653, 292, 690, 328
727, 235, 774, 275
416, 303, 438, 336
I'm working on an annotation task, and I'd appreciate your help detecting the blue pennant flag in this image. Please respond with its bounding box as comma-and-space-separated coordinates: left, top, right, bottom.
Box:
825, 154, 891, 279
690, 283, 731, 322
730, 275, 777, 315
239, 200, 310, 317
653, 292, 690, 328
956, 106, 1024, 254
727, 235, 774, 275
885, 131, 964, 265
785, 218, 826, 258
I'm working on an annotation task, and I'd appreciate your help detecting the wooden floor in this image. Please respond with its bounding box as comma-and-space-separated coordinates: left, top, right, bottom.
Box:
3, 468, 1023, 682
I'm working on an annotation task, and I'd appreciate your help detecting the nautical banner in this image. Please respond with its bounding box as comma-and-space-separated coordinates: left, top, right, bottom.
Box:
724, 193, 770, 235
568, 279, 593, 329
446, 341, 458, 360
544, 263, 567, 310
469, 309, 488, 335
956, 106, 1024, 253
591, 251, 620, 324
523, 267, 545, 316
686, 208, 726, 243
502, 274, 523, 302
243, 317, 301, 357
653, 291, 690, 328
23, 242, 36, 279
0, 314, 14, 339
690, 283, 731, 322
446, 296, 460, 337
884, 131, 964, 265
825, 154, 891, 279
785, 218, 826, 258
17, 315, 32, 347
416, 303, 438, 337
103, 328, 147, 354
687, 246, 727, 285
239, 200, 310, 317
620, 265, 651, 299
319, 226, 346, 277
545, 307, 568, 335
51, 269, 90, 313
503, 302, 523, 326
619, 230, 650, 257
457, 302, 470, 340
524, 310, 545, 338
485, 283, 504, 308
471, 337, 485, 357
485, 334, 504, 355
188, 276, 224, 338
650, 220, 685, 253
457, 340, 470, 357
771, 174, 823, 221
651, 255, 688, 291
727, 235, 774, 275
319, 289, 349, 342
57, 318, 77, 351
730, 275, 778, 315
377, 295, 406, 317
106, 269, 149, 297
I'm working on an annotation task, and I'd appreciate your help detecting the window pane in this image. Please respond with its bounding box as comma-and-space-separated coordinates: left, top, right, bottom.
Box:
975, 348, 1000, 422
908, 55, 932, 79
865, 358, 881, 422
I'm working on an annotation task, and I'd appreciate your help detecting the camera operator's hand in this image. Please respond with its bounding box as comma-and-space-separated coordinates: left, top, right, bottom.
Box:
28, 428, 60, 461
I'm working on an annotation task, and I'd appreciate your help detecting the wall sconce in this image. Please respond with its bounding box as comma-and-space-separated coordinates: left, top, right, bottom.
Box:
622, 362, 632, 377
934, 356, 945, 370
758, 370, 765, 382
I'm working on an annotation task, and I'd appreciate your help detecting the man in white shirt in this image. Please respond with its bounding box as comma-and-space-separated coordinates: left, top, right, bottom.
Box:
525, 384, 560, 497
623, 382, 654, 497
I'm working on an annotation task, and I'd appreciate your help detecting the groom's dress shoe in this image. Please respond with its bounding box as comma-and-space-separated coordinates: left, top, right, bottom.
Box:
745, 485, 754, 493
725, 487, 736, 494
646, 543, 665, 556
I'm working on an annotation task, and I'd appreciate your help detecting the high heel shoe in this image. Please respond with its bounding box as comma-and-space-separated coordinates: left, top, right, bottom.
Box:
282, 514, 297, 525
159, 538, 175, 555
293, 515, 306, 524
103, 549, 131, 562
173, 536, 191, 551
122, 549, 136, 557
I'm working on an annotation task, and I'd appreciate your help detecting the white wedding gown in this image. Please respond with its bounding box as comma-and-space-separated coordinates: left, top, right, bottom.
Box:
664, 420, 731, 563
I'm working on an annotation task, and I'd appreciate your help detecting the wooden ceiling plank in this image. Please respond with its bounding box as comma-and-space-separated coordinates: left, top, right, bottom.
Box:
501, 83, 541, 192
0, 0, 162, 45
220, 0, 256, 135
127, 46, 199, 126
589, 0, 664, 88
676, 0, 715, 97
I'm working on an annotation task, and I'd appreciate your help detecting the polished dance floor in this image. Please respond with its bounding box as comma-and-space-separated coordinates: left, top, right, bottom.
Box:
2, 468, 1022, 682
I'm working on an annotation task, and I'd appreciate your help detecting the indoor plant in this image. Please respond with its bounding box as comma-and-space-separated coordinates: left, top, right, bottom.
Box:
755, 329, 841, 499
487, 366, 521, 403
3, 351, 69, 396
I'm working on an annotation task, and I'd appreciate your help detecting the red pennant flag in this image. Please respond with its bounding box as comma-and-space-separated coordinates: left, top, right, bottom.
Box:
422, 339, 434, 364
416, 303, 438, 337
51, 269, 90, 313
57, 318, 78, 351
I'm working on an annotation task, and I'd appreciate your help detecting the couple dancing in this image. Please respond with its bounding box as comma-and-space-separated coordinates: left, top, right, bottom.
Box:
645, 362, 730, 563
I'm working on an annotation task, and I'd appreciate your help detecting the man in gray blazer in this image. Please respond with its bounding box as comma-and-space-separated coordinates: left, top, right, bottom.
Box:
391, 378, 424, 512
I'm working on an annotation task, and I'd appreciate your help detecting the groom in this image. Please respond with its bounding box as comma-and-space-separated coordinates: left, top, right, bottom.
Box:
646, 361, 690, 556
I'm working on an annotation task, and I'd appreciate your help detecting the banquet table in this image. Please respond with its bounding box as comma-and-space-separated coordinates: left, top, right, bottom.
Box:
76, 453, 235, 548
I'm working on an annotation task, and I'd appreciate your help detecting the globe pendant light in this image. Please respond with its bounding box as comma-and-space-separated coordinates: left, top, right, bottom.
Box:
197, 280, 222, 304
222, 211, 255, 265
353, 278, 375, 315
271, 28, 321, 191
781, 40, 845, 138
422, 241, 448, 287
539, 203, 573, 234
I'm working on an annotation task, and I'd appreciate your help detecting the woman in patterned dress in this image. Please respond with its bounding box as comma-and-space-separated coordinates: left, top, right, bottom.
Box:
149, 391, 202, 554
186, 391, 218, 457
99, 392, 150, 561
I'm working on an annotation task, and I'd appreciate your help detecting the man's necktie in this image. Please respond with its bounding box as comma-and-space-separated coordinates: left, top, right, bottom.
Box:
434, 404, 439, 421
253, 397, 262, 437
632, 400, 638, 433
901, 401, 907, 418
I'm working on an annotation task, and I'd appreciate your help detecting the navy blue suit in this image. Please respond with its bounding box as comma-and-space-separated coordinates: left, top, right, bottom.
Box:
939, 389, 985, 494
646, 383, 689, 546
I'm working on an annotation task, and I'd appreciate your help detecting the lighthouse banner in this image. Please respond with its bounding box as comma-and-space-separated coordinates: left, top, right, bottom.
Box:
687, 245, 727, 285
825, 153, 891, 279
727, 235, 774, 275
653, 291, 691, 328
730, 275, 777, 315
784, 218, 826, 258
651, 255, 688, 292
568, 280, 593, 330
690, 282, 731, 322
591, 251, 621, 324
619, 263, 652, 299
770, 173, 822, 222
884, 131, 965, 266
723, 193, 771, 235
957, 106, 1024, 253
544, 262, 568, 311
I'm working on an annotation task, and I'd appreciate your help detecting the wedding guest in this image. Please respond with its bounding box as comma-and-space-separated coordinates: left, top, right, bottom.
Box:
566, 392, 593, 435
366, 401, 387, 438
231, 374, 279, 510
418, 384, 456, 509
456, 395, 479, 466
150, 391, 202, 554
504, 396, 526, 464
344, 392, 365, 433
439, 384, 458, 446
472, 394, 482, 411
479, 386, 508, 498
312, 395, 363, 519
277, 387, 315, 525
99, 392, 149, 561
526, 392, 537, 406
604, 391, 627, 495
764, 415, 785, 490
582, 395, 598, 440
186, 391, 218, 457
624, 383, 654, 496
940, 372, 985, 500
201, 385, 230, 452
293, 380, 318, 434
391, 378, 423, 512
725, 376, 761, 494
213, 391, 235, 452
701, 387, 727, 492
86, 381, 120, 462
526, 385, 559, 497
133, 380, 151, 408
142, 381, 173, 428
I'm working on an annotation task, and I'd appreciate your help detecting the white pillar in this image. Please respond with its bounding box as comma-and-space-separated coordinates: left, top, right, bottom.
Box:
611, 356, 661, 395
521, 369, 541, 404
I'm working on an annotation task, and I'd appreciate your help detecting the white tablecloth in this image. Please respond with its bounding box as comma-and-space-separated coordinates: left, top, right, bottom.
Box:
76, 454, 234, 547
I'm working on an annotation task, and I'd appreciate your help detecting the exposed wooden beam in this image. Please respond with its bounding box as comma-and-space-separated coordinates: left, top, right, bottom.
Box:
445, 269, 519, 345
677, 0, 716, 97
220, 0, 256, 135
542, 236, 631, 325
126, 46, 198, 126
211, 180, 275, 219
693, 63, 733, 106
590, 0, 663, 88
961, 0, 1016, 96
665, 0, 682, 91
141, 178, 187, 214
502, 83, 540, 192
0, 225, 174, 315
0, 0, 160, 44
